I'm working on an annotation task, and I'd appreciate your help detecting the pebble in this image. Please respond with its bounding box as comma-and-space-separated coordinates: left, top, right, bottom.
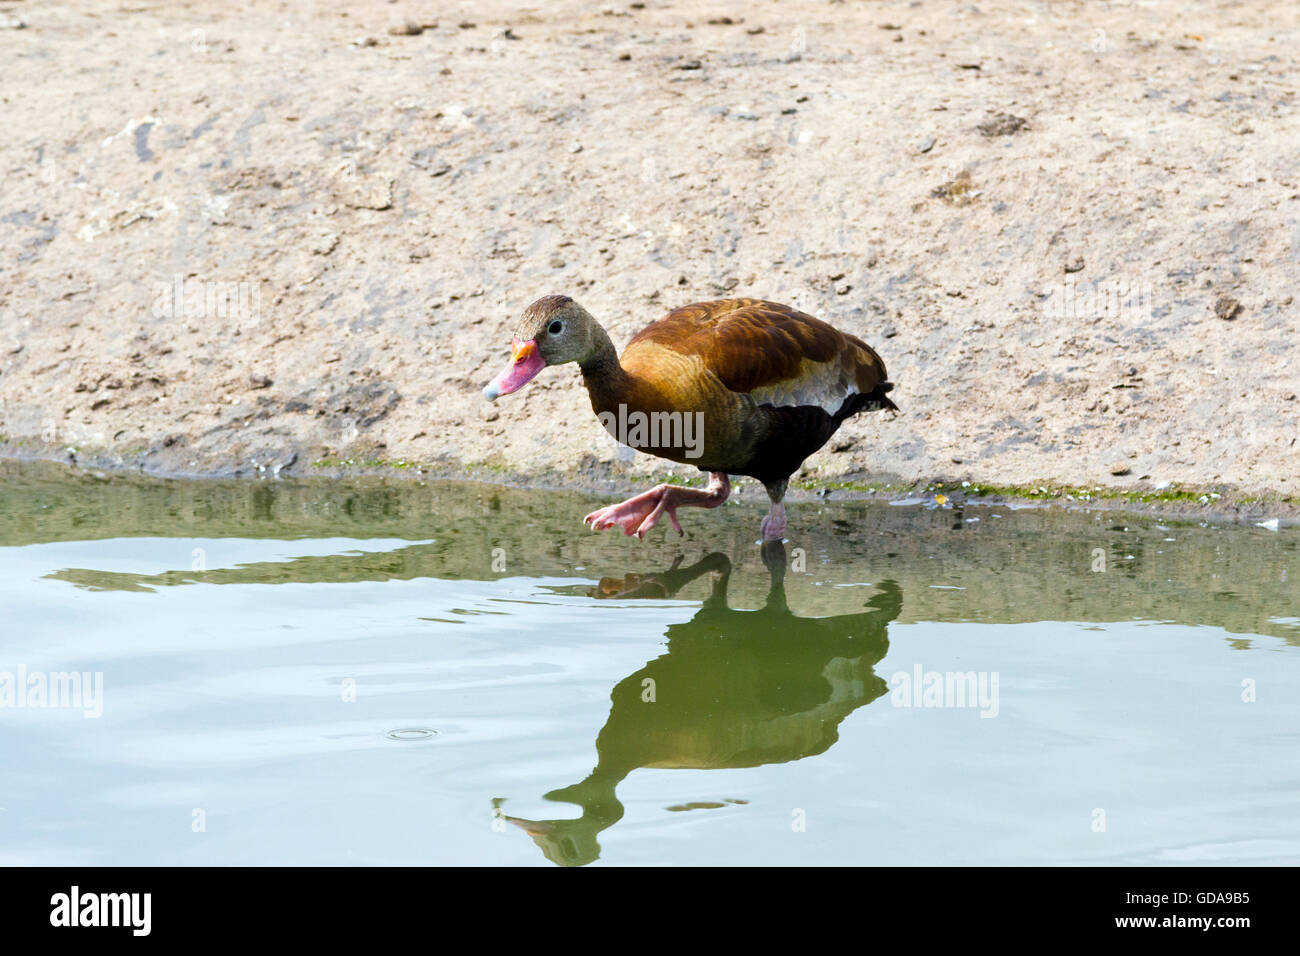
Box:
978, 113, 1029, 137
1109, 463, 1131, 476
1213, 295, 1242, 320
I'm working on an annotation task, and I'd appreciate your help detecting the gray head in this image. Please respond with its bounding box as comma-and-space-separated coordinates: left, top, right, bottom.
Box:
483, 295, 602, 400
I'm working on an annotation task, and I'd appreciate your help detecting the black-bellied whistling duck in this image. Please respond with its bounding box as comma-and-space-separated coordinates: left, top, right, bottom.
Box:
483, 295, 896, 540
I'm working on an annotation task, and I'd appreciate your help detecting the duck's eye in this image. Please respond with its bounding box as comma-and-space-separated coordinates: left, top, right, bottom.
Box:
548, 320, 563, 335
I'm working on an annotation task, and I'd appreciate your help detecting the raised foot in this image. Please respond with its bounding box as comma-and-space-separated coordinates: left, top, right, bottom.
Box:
584, 484, 683, 539
584, 473, 732, 540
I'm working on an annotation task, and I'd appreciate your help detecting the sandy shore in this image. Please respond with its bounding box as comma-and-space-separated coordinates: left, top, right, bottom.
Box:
1, 0, 1297, 518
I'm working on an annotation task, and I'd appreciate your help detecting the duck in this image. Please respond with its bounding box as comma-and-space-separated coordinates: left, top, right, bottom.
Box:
482, 295, 896, 540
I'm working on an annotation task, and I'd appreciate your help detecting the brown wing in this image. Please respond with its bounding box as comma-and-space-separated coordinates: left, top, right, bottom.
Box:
626, 299, 890, 415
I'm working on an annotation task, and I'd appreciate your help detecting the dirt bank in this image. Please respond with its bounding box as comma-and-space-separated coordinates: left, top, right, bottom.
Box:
1, 0, 1297, 517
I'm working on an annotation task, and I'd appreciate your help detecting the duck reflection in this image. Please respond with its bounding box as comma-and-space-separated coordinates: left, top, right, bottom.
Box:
504, 540, 902, 866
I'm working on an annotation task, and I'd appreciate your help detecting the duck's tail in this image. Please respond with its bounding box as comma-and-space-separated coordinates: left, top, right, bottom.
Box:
837, 382, 898, 422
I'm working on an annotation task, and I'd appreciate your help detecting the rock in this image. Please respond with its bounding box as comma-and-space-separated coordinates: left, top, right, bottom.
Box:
335, 166, 393, 210
1109, 463, 1131, 476
977, 113, 1029, 137
319, 383, 401, 430
309, 229, 339, 255
270, 452, 298, 478
1213, 295, 1242, 320
249, 374, 273, 389
918, 135, 936, 153
932, 169, 978, 205
1064, 257, 1085, 274
388, 22, 424, 36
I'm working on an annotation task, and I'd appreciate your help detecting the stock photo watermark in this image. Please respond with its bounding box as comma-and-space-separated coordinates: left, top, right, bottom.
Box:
1041, 278, 1154, 323
150, 274, 263, 325
597, 404, 706, 459
50, 887, 151, 936
890, 664, 999, 718
0, 666, 103, 718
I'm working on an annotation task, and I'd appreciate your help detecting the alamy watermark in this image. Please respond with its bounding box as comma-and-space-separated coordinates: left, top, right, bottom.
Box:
597, 404, 706, 459
150, 274, 262, 325
50, 886, 150, 936
890, 664, 999, 718
1041, 278, 1154, 322
0, 665, 103, 718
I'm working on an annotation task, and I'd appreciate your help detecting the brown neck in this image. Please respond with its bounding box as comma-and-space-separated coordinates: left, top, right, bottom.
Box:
579, 322, 630, 409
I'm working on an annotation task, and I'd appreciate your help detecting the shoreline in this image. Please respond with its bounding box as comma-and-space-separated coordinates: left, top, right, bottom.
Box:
5, 441, 1295, 527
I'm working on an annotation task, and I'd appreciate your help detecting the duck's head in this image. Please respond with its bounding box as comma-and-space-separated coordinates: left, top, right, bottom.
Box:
483, 295, 599, 401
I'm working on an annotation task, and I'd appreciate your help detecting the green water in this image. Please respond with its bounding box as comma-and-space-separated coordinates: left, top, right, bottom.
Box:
1, 461, 1296, 865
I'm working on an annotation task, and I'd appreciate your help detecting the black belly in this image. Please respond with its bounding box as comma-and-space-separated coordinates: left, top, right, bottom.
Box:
696, 389, 894, 486
734, 404, 842, 485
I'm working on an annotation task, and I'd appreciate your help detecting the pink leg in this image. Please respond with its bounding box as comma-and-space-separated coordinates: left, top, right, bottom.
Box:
585, 473, 731, 539
760, 501, 787, 542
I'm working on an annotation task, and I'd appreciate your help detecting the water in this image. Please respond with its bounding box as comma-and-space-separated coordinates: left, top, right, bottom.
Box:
1, 461, 1297, 866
